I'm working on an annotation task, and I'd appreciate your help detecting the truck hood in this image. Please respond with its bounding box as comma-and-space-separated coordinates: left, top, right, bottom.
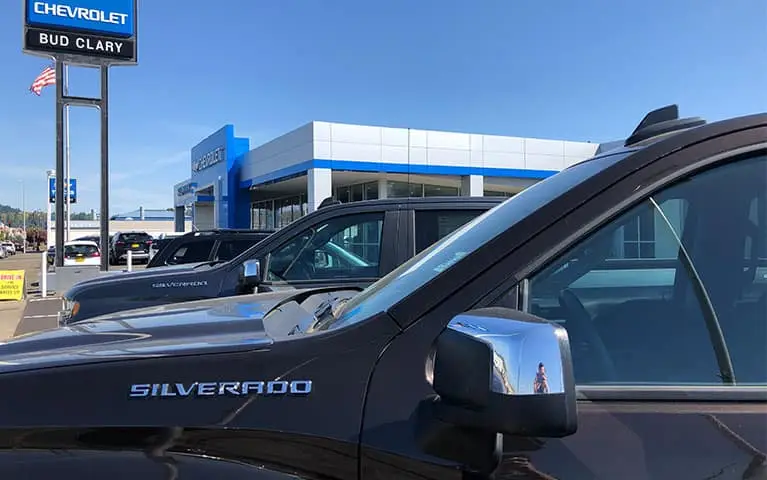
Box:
64, 261, 210, 291
0, 287, 353, 375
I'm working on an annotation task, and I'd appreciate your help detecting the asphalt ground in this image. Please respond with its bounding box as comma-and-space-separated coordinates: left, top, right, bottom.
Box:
0, 251, 45, 340
0, 253, 146, 338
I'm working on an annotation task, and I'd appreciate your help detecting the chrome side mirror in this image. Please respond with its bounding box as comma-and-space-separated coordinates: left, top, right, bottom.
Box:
241, 259, 261, 288
427, 308, 577, 438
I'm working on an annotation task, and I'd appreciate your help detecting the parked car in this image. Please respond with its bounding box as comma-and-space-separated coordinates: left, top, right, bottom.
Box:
0, 242, 15, 255
108, 231, 152, 265
62, 240, 101, 266
146, 229, 275, 269
0, 106, 764, 479
60, 196, 504, 323
0, 245, 6, 259
74, 235, 100, 243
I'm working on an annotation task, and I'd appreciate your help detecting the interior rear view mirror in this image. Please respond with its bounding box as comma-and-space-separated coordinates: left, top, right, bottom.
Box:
241, 259, 262, 288
427, 308, 577, 438
314, 250, 330, 268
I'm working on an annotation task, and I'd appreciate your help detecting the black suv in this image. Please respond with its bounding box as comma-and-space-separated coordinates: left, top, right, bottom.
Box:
60, 196, 503, 323
146, 229, 276, 269
109, 231, 153, 265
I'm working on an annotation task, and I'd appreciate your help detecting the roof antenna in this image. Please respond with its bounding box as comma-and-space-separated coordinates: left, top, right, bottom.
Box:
624, 104, 706, 147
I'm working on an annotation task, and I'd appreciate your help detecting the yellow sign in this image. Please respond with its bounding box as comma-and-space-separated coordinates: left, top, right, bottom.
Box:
0, 270, 25, 301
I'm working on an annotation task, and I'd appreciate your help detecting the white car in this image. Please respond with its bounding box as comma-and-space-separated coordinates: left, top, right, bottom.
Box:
63, 240, 102, 266
0, 242, 15, 255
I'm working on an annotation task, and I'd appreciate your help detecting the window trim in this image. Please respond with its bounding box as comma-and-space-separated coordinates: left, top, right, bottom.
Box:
264, 211, 387, 283
577, 385, 767, 402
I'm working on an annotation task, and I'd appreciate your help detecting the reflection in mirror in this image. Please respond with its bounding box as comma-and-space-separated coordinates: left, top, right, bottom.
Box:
447, 314, 566, 396
242, 259, 261, 285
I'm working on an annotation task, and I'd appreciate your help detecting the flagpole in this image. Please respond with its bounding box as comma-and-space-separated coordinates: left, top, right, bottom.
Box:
64, 63, 71, 242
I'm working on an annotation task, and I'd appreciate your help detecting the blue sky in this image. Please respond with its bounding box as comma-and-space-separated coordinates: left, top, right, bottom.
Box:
1, 0, 765, 213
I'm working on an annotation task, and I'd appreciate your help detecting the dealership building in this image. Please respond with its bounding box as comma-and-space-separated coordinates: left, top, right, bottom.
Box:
172, 122, 602, 231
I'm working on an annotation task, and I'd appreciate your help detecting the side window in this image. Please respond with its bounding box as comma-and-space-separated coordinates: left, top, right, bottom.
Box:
510, 152, 767, 386
166, 239, 216, 265
267, 213, 384, 282
415, 210, 486, 254
216, 239, 257, 262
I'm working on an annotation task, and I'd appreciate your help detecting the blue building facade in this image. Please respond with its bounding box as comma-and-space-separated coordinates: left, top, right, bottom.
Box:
173, 125, 250, 231
173, 122, 600, 232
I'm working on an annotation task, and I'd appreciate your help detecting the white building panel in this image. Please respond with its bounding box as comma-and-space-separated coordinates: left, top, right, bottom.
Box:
382, 145, 410, 165
241, 123, 314, 181
240, 120, 599, 186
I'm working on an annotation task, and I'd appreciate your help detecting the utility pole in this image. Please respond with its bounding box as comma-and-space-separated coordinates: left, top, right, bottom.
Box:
21, 180, 26, 252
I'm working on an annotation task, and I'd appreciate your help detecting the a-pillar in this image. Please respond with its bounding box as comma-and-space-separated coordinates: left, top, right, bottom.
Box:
461, 174, 484, 196
307, 167, 333, 213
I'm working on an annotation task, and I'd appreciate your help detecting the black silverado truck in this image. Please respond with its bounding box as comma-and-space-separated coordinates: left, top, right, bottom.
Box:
61, 197, 503, 324
1, 107, 764, 479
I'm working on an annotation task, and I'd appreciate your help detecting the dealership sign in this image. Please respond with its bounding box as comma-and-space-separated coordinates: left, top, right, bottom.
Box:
192, 147, 226, 173
49, 177, 77, 204
177, 182, 197, 197
23, 0, 138, 65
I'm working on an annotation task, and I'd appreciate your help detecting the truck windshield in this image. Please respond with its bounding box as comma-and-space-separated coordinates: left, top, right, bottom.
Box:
331, 149, 633, 329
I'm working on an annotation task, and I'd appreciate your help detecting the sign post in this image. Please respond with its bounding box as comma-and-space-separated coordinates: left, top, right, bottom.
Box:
23, 0, 138, 270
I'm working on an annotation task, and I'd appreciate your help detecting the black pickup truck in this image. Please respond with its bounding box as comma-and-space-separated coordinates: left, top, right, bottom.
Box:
61, 197, 503, 324
1, 106, 764, 479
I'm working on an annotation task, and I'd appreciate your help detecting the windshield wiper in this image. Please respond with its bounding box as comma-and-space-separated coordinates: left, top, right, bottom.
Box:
308, 296, 350, 333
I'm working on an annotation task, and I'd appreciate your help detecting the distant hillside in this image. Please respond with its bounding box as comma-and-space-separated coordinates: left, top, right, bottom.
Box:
0, 204, 21, 215
0, 203, 46, 228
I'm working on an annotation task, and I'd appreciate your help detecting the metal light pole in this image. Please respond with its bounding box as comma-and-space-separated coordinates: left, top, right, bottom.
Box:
46, 169, 55, 249
20, 180, 26, 252
64, 64, 71, 243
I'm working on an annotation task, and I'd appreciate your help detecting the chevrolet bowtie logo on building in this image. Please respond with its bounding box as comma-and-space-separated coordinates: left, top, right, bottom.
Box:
32, 2, 130, 27
193, 147, 226, 173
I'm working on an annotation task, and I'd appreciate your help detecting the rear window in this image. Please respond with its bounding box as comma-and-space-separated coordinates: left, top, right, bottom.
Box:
167, 239, 216, 265
119, 233, 151, 242
414, 210, 487, 254
216, 238, 262, 261
65, 244, 99, 256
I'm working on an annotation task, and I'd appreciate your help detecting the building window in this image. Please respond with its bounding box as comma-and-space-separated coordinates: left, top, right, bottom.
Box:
424, 184, 460, 197
622, 208, 656, 258
335, 181, 379, 203
388, 181, 422, 198
364, 181, 379, 201
251, 194, 307, 230
484, 190, 515, 197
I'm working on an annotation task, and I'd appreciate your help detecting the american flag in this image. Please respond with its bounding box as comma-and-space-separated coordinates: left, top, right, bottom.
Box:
29, 64, 56, 96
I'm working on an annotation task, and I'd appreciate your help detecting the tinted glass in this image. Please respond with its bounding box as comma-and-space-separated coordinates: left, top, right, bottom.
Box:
267, 213, 384, 281
521, 152, 767, 385
166, 239, 216, 265
216, 239, 260, 261
64, 244, 99, 256
120, 233, 151, 242
335, 150, 630, 328
415, 210, 487, 254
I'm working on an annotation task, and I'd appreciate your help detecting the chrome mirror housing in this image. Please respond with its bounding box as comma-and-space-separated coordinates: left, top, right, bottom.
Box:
427, 308, 577, 438
241, 259, 261, 287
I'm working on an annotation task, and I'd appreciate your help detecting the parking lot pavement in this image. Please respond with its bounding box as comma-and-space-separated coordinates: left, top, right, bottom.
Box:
14, 297, 62, 336
0, 253, 148, 339
0, 251, 46, 340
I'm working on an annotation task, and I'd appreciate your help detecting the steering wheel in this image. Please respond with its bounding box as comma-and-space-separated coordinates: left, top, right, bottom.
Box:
558, 289, 617, 383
